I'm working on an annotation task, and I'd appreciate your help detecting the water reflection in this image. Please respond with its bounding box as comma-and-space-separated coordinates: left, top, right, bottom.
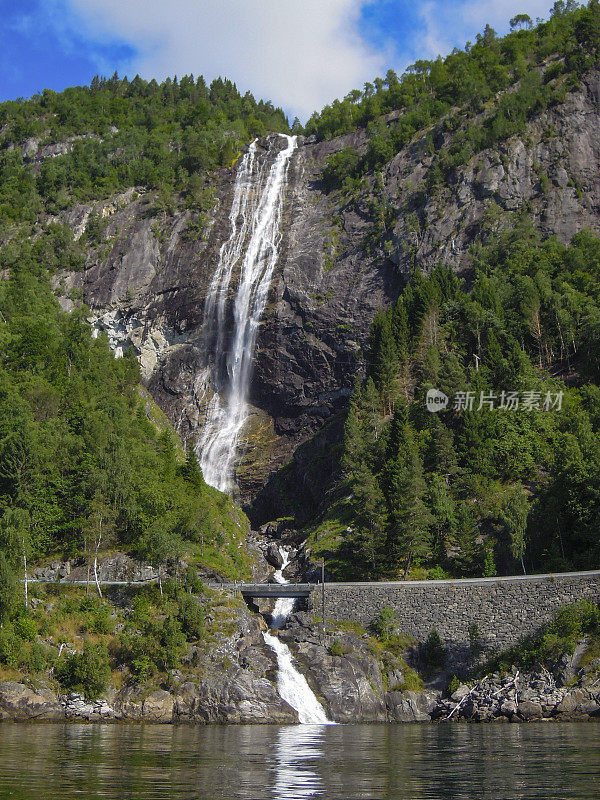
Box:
272, 725, 327, 799
0, 722, 599, 799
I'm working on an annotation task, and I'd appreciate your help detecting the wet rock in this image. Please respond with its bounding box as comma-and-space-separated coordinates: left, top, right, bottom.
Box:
265, 543, 284, 569
517, 700, 543, 720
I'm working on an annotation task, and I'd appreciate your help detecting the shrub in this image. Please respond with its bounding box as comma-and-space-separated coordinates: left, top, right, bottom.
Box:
25, 642, 47, 672
552, 600, 599, 640
0, 623, 23, 667
427, 566, 450, 580
55, 641, 111, 699
321, 147, 360, 191
130, 655, 156, 683
157, 616, 186, 671
0, 554, 19, 623
79, 596, 114, 634
447, 675, 461, 696
373, 607, 397, 639
423, 628, 446, 670
177, 594, 205, 640
396, 670, 424, 692
87, 607, 114, 635
329, 638, 351, 657
183, 567, 204, 595
14, 616, 37, 642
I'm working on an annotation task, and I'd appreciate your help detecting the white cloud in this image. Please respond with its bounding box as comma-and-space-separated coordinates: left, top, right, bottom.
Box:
63, 0, 385, 119
53, 0, 563, 121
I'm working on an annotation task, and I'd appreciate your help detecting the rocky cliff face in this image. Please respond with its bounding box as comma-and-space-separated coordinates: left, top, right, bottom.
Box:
54, 70, 600, 516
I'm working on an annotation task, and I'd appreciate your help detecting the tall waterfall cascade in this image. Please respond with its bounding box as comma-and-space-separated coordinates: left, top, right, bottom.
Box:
263, 547, 331, 725
197, 134, 297, 494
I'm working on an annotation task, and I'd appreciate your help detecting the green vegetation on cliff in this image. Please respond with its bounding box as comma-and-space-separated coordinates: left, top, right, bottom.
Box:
0, 579, 244, 699
0, 230, 251, 594
0, 73, 289, 227
310, 220, 600, 580
310, 1, 600, 191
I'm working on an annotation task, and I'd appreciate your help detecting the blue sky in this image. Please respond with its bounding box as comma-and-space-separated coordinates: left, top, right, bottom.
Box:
0, 0, 556, 119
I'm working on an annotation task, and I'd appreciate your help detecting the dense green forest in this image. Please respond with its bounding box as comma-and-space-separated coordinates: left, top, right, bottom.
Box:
0, 229, 251, 596
315, 1, 600, 192
309, 217, 600, 579
0, 73, 289, 227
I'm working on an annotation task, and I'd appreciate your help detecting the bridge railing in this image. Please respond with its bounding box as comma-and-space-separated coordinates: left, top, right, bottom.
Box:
211, 582, 315, 595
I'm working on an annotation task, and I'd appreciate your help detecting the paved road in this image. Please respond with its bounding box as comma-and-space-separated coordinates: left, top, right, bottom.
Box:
27, 569, 600, 592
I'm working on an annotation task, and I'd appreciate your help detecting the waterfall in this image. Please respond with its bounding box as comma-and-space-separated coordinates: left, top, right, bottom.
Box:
197, 134, 297, 494
263, 548, 332, 725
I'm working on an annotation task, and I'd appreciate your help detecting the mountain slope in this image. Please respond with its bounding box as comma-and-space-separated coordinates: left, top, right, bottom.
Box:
0, 4, 599, 582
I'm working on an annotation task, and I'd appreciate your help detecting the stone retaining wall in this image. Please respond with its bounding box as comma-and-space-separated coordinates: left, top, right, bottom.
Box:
310, 571, 600, 661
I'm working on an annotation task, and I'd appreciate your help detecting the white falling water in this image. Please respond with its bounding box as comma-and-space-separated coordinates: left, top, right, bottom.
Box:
197, 134, 297, 493
263, 548, 331, 725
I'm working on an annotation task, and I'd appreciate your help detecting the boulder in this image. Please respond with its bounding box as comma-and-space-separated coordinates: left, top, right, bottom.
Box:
518, 700, 543, 720
555, 693, 578, 715
0, 681, 64, 721
386, 690, 439, 723
265, 543, 284, 569
174, 675, 297, 724
450, 684, 471, 703
500, 699, 518, 717
143, 689, 174, 723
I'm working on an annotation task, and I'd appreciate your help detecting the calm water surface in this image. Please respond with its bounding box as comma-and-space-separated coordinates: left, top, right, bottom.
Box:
0, 722, 598, 799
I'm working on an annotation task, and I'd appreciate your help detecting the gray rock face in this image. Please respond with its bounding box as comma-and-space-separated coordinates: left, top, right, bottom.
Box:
174, 674, 295, 724
385, 72, 600, 277
0, 682, 64, 721
30, 552, 229, 584
53, 133, 399, 510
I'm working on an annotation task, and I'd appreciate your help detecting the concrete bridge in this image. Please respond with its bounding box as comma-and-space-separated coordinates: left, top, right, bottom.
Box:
218, 582, 314, 599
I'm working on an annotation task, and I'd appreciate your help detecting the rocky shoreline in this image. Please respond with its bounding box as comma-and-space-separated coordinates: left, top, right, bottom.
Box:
2, 608, 599, 725
2, 674, 599, 725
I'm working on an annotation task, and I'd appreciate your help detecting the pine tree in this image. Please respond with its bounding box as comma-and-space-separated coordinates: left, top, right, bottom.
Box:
370, 313, 400, 415
351, 461, 387, 575
342, 390, 366, 477
499, 485, 529, 574
428, 473, 456, 563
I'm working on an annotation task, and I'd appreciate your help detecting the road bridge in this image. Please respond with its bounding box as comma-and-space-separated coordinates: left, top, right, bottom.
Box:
217, 582, 314, 599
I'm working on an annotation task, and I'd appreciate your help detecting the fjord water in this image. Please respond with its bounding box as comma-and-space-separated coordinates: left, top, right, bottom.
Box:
1, 722, 599, 799
197, 134, 297, 494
